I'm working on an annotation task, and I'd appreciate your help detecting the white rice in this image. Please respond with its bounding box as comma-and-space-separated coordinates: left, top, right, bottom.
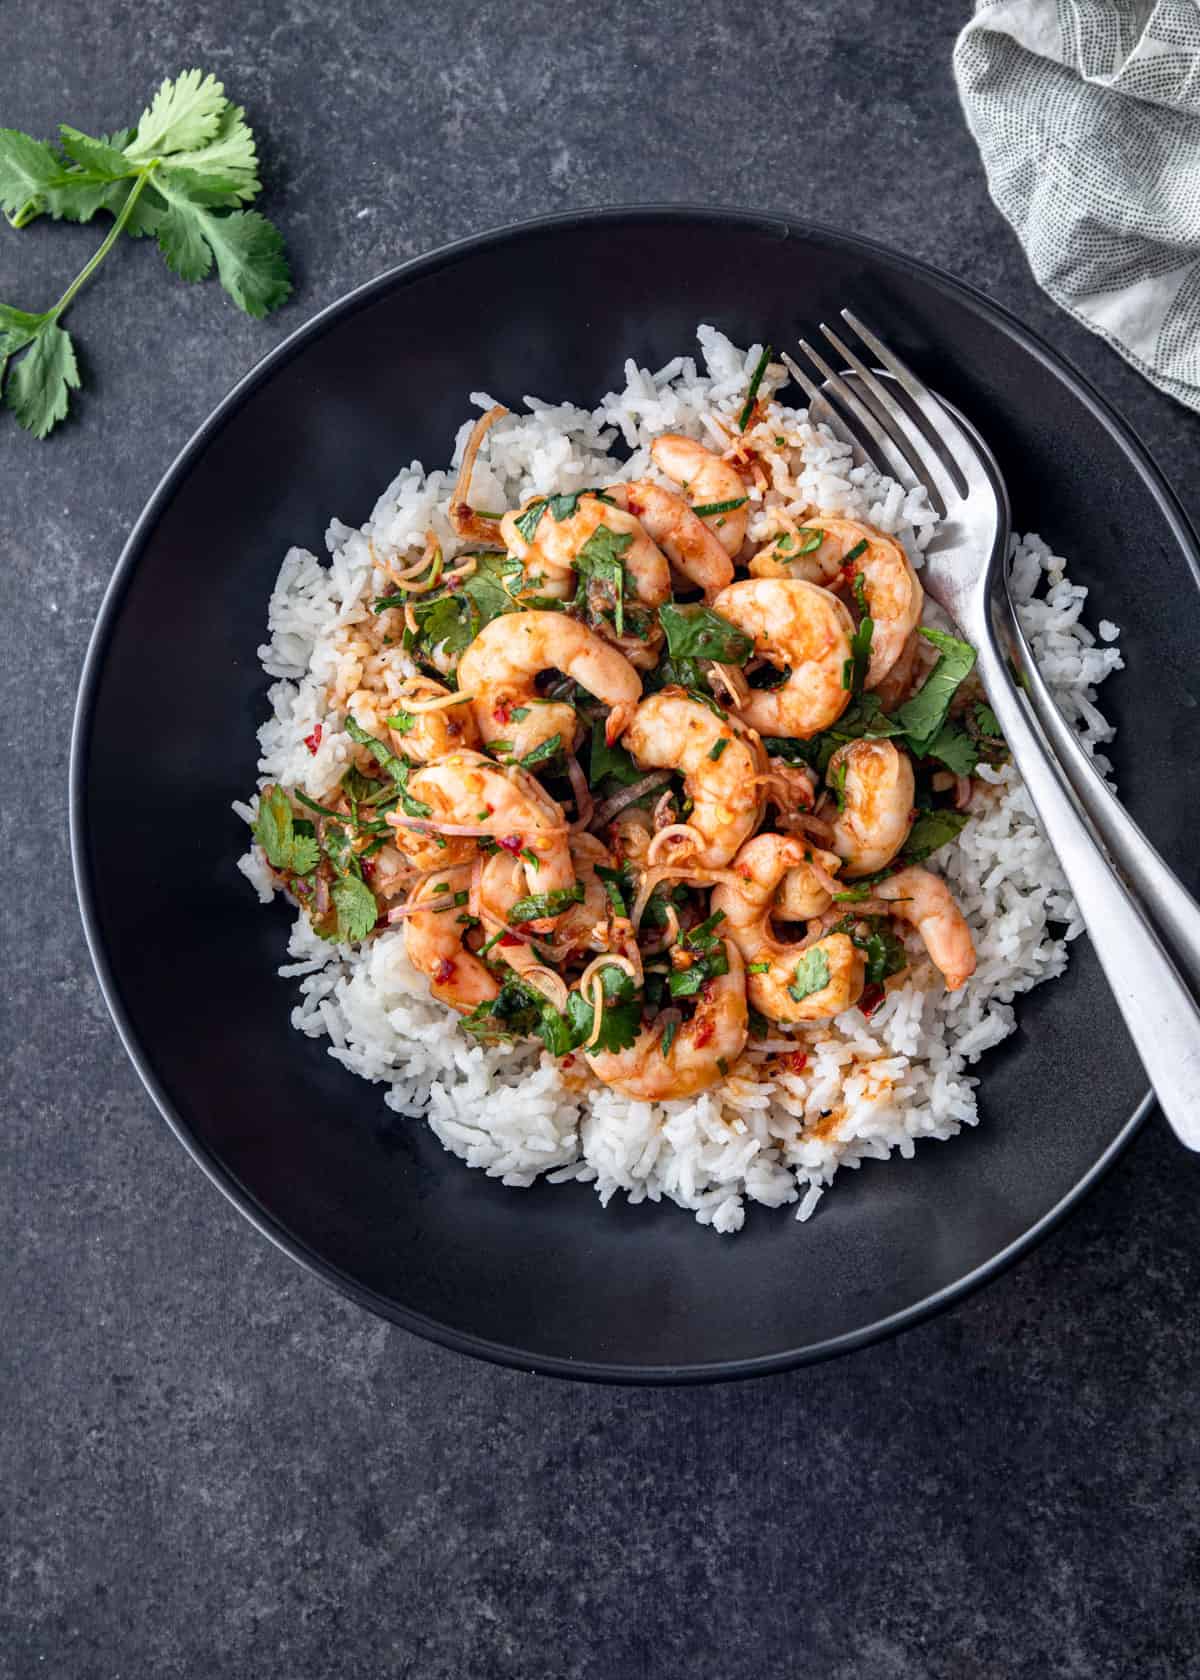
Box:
236, 327, 1123, 1235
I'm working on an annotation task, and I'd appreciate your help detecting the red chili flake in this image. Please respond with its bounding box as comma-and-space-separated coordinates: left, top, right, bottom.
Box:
360, 858, 376, 881
562, 1054, 576, 1069
303, 723, 323, 755
498, 931, 522, 948
498, 834, 523, 854
493, 699, 513, 725
860, 983, 886, 1018
626, 497, 643, 517
784, 1050, 809, 1075
294, 879, 310, 896
433, 958, 455, 984
694, 1020, 715, 1050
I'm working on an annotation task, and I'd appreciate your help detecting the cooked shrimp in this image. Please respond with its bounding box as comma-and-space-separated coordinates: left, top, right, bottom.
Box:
586, 940, 747, 1100
827, 739, 916, 878
481, 833, 613, 959
387, 676, 480, 763
711, 577, 854, 739
395, 750, 574, 895
622, 688, 767, 867
649, 434, 750, 557
712, 834, 865, 1023
609, 480, 733, 592
457, 611, 642, 760
748, 516, 922, 689
875, 867, 976, 990
500, 492, 671, 607
775, 845, 844, 921
404, 865, 500, 1014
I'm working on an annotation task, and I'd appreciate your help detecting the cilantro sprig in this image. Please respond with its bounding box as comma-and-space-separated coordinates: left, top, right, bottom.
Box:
1, 70, 291, 438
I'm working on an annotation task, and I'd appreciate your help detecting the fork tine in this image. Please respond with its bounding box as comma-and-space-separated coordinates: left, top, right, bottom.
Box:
788, 339, 920, 492
817, 321, 946, 512
840, 309, 978, 497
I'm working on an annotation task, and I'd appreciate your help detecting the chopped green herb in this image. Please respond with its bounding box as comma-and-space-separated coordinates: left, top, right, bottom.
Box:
658, 601, 753, 665
923, 720, 979, 776
747, 1004, 770, 1041
510, 706, 531, 722
686, 687, 728, 721
252, 785, 319, 875
513, 500, 547, 543
893, 628, 977, 756
843, 610, 873, 695
595, 863, 631, 918
565, 964, 642, 1055
330, 874, 379, 943
795, 527, 824, 555
574, 524, 633, 636
708, 736, 730, 762
901, 807, 970, 863
690, 496, 748, 517
519, 732, 563, 770
738, 343, 772, 430
590, 718, 643, 786
508, 884, 586, 924
520, 847, 541, 871
974, 702, 1001, 738
746, 961, 771, 974
788, 947, 830, 1002
660, 1019, 679, 1058
386, 711, 416, 735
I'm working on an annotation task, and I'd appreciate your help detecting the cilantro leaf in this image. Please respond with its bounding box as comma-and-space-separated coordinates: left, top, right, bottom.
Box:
788, 947, 830, 1002
331, 874, 379, 944
974, 702, 1001, 738
669, 915, 730, 997
738, 343, 772, 430
252, 784, 319, 874
566, 964, 642, 1055
658, 602, 753, 665
513, 500, 547, 543
594, 863, 631, 917
125, 69, 229, 160
344, 714, 431, 816
901, 808, 970, 863
689, 496, 748, 517
463, 974, 577, 1058
0, 74, 289, 438
857, 923, 908, 988
5, 321, 79, 438
842, 611, 873, 695
894, 628, 977, 755
0, 129, 63, 221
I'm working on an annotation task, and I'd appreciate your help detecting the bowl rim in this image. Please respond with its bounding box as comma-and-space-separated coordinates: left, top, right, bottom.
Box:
70, 203, 1194, 1385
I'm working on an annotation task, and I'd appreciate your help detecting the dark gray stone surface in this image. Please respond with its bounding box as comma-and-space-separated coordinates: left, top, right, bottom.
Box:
3, 3, 1199, 1675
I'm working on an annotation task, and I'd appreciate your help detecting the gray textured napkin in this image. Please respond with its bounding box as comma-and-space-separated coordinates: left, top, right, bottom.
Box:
955, 0, 1200, 412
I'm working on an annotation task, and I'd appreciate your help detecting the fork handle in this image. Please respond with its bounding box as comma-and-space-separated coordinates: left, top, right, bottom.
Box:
971, 617, 1200, 1149
994, 589, 1200, 994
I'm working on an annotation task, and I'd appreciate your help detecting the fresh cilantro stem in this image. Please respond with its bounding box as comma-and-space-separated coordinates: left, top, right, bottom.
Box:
45, 165, 156, 324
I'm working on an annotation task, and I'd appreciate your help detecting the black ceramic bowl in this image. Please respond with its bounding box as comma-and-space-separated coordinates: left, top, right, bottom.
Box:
72, 208, 1200, 1382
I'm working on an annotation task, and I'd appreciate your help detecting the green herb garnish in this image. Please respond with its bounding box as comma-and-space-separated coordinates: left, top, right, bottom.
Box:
658, 601, 753, 666
519, 732, 563, 770
508, 884, 586, 924
574, 524, 633, 636
253, 785, 319, 876
738, 343, 772, 430
708, 736, 730, 762
901, 808, 970, 863
893, 628, 977, 756
1, 71, 291, 438
788, 947, 830, 1002
690, 496, 748, 517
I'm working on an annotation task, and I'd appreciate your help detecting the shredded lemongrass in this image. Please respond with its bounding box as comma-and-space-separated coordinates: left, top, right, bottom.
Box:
450, 406, 508, 542
645, 824, 703, 866
705, 660, 750, 709
630, 864, 745, 931
590, 771, 673, 830
566, 754, 594, 830
397, 688, 476, 714
522, 965, 569, 1013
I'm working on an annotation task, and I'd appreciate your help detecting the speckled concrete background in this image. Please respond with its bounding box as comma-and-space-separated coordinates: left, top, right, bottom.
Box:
4, 2, 1199, 1675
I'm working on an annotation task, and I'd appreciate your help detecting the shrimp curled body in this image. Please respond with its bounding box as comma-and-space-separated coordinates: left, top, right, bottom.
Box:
622, 688, 767, 868
404, 866, 500, 1014
827, 739, 916, 879
875, 867, 976, 991
712, 834, 866, 1023
501, 493, 671, 608
711, 577, 854, 739
649, 434, 750, 558
457, 612, 642, 760
610, 480, 734, 592
585, 940, 748, 1100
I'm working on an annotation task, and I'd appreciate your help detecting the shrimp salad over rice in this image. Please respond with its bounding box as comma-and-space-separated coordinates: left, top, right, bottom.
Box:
237, 327, 1122, 1233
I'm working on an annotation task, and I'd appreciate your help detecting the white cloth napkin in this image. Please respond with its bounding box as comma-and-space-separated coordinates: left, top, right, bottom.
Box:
954, 0, 1200, 412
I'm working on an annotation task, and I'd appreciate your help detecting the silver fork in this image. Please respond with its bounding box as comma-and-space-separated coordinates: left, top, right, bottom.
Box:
784, 310, 1200, 1150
